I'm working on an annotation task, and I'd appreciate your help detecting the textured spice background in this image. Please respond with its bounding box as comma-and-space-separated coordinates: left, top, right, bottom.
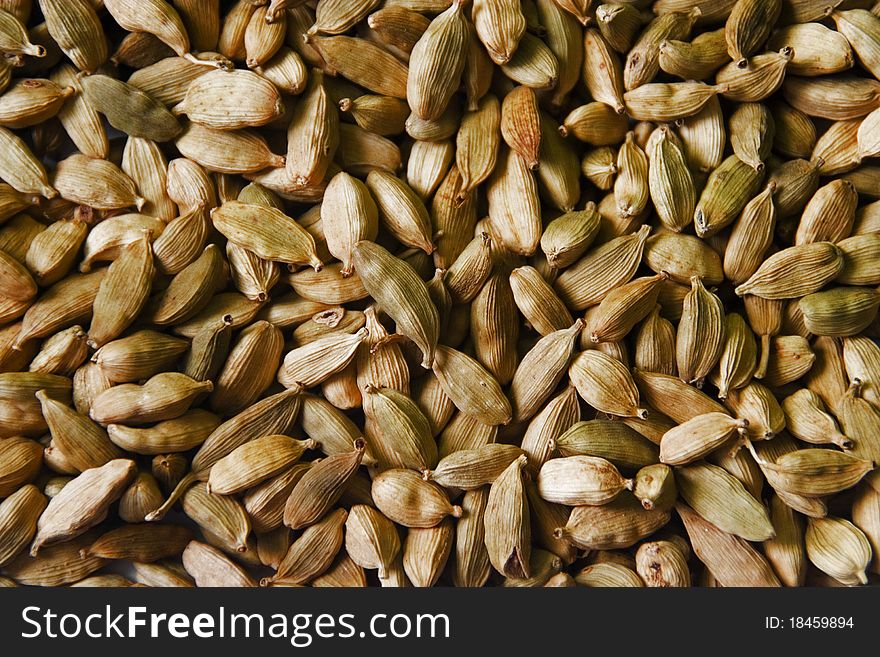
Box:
0, 0, 879, 588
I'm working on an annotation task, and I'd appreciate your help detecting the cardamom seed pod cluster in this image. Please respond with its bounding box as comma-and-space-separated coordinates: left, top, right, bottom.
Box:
0, 0, 879, 588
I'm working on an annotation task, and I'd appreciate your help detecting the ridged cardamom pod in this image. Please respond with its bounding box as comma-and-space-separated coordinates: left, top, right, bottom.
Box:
283, 439, 366, 530
569, 349, 647, 419
806, 516, 871, 586
660, 412, 747, 465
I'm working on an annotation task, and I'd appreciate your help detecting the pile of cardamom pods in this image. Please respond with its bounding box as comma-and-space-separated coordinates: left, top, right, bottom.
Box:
0, 0, 879, 588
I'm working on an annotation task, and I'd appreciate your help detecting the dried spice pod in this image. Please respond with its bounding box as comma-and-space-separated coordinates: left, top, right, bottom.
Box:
634, 305, 677, 377
122, 137, 175, 221
352, 241, 438, 369
284, 69, 338, 188
624, 81, 726, 123
694, 154, 764, 238
583, 29, 626, 115
0, 78, 73, 130
80, 74, 181, 143
499, 32, 559, 89
625, 9, 699, 90
646, 126, 696, 232
487, 148, 541, 257
752, 446, 872, 498
31, 459, 136, 554
362, 385, 437, 471
677, 94, 725, 174
210, 321, 284, 415
181, 318, 233, 383
569, 349, 647, 419
173, 69, 283, 130
437, 409, 498, 458
452, 487, 491, 587
4, 532, 106, 586
87, 232, 154, 349
540, 205, 601, 271
728, 102, 774, 173
770, 100, 816, 159
0, 127, 56, 199
211, 201, 322, 270
182, 481, 251, 554
0, 484, 46, 567
804, 335, 848, 415
264, 508, 347, 586
735, 242, 844, 299
425, 444, 524, 491
799, 288, 880, 338
148, 246, 226, 325
660, 412, 747, 465
635, 369, 728, 424
659, 29, 730, 81
90, 372, 212, 426
677, 503, 781, 587
830, 8, 880, 81
843, 335, 880, 407
182, 540, 256, 587
37, 390, 121, 472
724, 381, 785, 441
806, 516, 871, 586
676, 461, 774, 541
407, 0, 468, 121
614, 131, 650, 220
403, 517, 454, 587
764, 493, 806, 587
555, 420, 659, 471
176, 124, 284, 174
52, 154, 144, 212
725, 0, 781, 66
632, 463, 677, 512
537, 455, 632, 506
555, 225, 651, 311
581, 147, 618, 191
837, 380, 880, 463
371, 468, 462, 529
84, 523, 192, 563
0, 7, 44, 57
243, 464, 310, 534
356, 306, 410, 396
714, 312, 757, 399
283, 440, 366, 530
109, 410, 219, 456
555, 492, 672, 551
762, 335, 814, 387
589, 274, 667, 344
596, 3, 642, 55
837, 234, 880, 286
207, 435, 314, 496
510, 321, 581, 424
123, 476, 170, 523
796, 180, 857, 245
308, 35, 408, 98
782, 389, 851, 449
723, 182, 777, 286
851, 483, 880, 575
484, 454, 530, 579
519, 385, 579, 478
431, 345, 511, 426
367, 6, 429, 54
636, 540, 691, 587
676, 276, 725, 385
561, 102, 629, 145
345, 504, 400, 578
